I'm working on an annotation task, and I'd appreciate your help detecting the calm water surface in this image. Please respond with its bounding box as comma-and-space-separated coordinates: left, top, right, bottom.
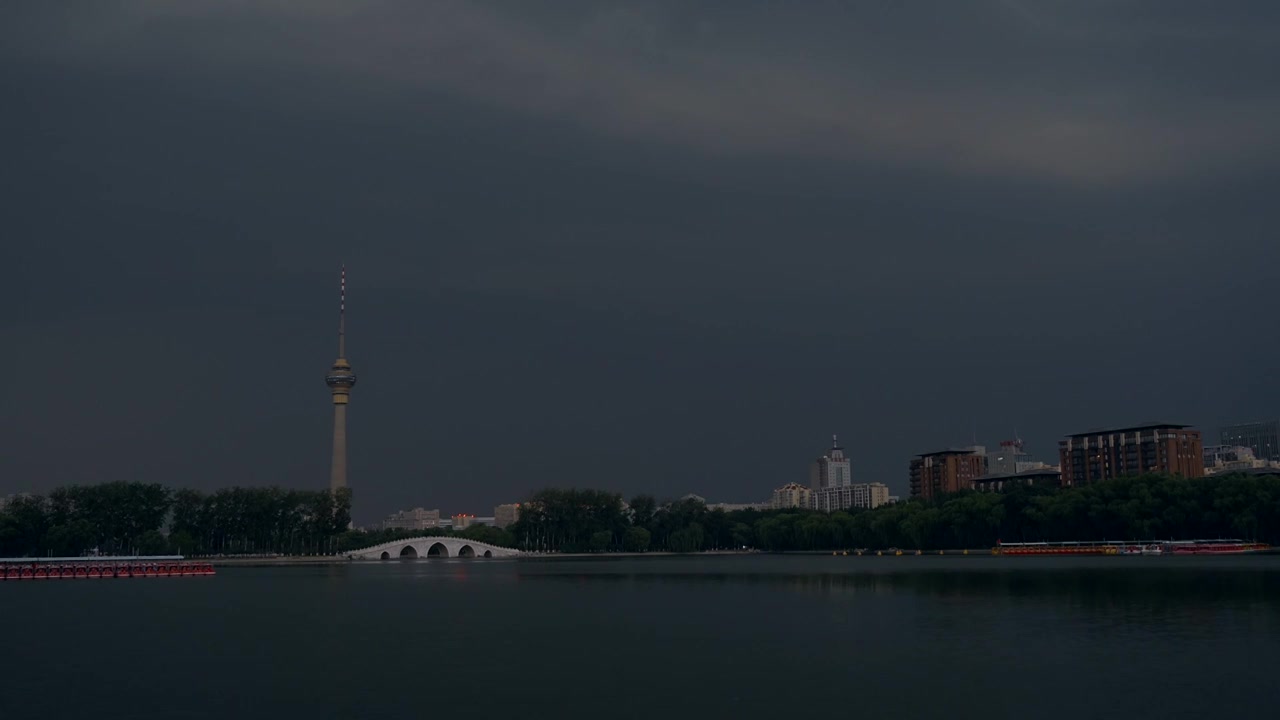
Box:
4, 555, 1279, 719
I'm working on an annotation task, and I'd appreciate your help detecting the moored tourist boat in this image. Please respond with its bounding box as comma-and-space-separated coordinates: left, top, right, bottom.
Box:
1165, 540, 1269, 555
994, 539, 1269, 556
993, 541, 1122, 556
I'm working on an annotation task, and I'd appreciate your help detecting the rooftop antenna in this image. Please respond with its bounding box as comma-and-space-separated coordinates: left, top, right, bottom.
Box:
832, 433, 839, 449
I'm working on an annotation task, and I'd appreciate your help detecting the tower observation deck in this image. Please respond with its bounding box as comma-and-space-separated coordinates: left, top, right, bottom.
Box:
325, 266, 357, 492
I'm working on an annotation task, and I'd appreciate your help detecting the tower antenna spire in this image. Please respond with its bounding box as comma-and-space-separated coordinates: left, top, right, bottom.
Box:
338, 265, 346, 358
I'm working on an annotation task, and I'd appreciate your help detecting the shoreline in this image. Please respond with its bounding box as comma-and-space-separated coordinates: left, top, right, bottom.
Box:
205, 550, 762, 566
200, 546, 1280, 567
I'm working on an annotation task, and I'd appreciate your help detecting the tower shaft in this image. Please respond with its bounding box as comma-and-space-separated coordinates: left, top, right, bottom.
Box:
330, 403, 348, 492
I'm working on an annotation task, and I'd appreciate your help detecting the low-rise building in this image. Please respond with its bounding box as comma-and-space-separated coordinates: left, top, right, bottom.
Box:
1203, 445, 1278, 475
811, 485, 854, 512
706, 502, 770, 512
973, 467, 1063, 492
452, 514, 478, 530
813, 482, 891, 511
771, 482, 812, 510
494, 503, 521, 528
381, 507, 441, 531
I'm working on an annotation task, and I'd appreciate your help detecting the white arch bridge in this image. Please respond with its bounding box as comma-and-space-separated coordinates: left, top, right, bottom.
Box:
346, 536, 522, 560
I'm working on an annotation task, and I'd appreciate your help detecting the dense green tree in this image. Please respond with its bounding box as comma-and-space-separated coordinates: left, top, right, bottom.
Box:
628, 495, 657, 529
457, 523, 515, 549
508, 488, 627, 552
623, 526, 651, 552
0, 484, 358, 558
589, 530, 612, 552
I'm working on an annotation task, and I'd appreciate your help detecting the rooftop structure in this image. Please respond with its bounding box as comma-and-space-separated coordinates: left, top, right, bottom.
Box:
989, 438, 1047, 475
1065, 422, 1190, 438
973, 467, 1063, 492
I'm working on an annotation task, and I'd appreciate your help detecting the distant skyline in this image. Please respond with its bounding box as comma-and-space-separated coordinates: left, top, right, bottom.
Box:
5, 1, 1280, 523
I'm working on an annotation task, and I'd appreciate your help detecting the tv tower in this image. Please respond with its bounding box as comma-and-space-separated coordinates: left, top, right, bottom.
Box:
325, 266, 357, 492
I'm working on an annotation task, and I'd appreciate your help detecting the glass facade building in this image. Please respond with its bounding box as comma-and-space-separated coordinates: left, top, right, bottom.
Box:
1219, 421, 1279, 461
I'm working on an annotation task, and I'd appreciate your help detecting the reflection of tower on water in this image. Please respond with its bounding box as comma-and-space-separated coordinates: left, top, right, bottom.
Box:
325, 266, 357, 492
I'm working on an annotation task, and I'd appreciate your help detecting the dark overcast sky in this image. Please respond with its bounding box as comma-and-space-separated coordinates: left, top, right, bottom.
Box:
5, 1, 1280, 523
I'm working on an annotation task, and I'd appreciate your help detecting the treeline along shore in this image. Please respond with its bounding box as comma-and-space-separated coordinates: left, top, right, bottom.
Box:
0, 484, 519, 558
508, 473, 1280, 552
1, 473, 1277, 557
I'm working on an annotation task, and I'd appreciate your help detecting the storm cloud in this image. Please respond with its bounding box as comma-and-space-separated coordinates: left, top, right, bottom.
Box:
5, 1, 1279, 522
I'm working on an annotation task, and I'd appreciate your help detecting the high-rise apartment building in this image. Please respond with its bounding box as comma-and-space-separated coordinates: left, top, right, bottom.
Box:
811, 435, 852, 489
811, 435, 856, 511
909, 447, 987, 501
1220, 420, 1279, 461
1058, 423, 1203, 485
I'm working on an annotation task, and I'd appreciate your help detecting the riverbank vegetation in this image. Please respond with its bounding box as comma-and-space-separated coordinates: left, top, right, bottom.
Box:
0, 484, 353, 557
0, 483, 514, 557
508, 473, 1280, 553
2, 473, 1276, 556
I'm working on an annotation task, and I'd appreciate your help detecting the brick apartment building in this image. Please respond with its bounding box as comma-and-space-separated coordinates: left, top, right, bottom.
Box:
909, 447, 987, 501
1058, 423, 1204, 486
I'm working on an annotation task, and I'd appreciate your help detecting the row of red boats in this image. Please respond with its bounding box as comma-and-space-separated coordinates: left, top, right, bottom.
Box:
1, 561, 215, 580
994, 539, 1271, 556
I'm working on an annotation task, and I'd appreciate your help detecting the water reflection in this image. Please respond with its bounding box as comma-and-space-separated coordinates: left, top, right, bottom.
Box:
516, 560, 1280, 614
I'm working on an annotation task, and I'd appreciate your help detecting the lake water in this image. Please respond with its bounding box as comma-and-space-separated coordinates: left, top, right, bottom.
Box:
4, 555, 1279, 719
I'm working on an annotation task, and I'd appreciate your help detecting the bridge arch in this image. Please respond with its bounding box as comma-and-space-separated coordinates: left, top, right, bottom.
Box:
399, 545, 418, 559
426, 542, 449, 558
483, 550, 492, 558
380, 551, 390, 560
457, 545, 476, 558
